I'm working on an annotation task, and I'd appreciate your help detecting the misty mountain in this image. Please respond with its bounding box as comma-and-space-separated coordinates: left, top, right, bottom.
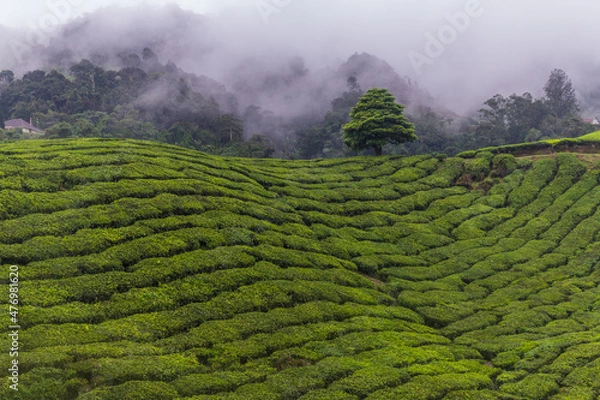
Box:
0, 3, 596, 159
8, 5, 211, 74
336, 53, 459, 117
4, 3, 588, 123
1, 5, 447, 122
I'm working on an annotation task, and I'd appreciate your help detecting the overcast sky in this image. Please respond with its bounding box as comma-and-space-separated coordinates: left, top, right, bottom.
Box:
2, 0, 600, 114
0, 0, 221, 26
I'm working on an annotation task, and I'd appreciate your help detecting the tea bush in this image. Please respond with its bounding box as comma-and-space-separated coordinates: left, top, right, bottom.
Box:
3, 139, 600, 399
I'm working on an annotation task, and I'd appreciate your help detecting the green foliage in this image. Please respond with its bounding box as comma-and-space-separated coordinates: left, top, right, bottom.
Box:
0, 60, 276, 158
501, 374, 560, 399
78, 381, 179, 400
579, 130, 600, 141
491, 154, 518, 177
420, 158, 464, 188
0, 138, 600, 400
45, 121, 73, 138
463, 155, 491, 181
343, 88, 416, 155
544, 69, 580, 118
508, 157, 557, 209
330, 366, 409, 397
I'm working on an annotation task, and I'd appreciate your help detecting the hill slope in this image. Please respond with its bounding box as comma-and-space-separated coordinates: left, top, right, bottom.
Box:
1, 139, 600, 400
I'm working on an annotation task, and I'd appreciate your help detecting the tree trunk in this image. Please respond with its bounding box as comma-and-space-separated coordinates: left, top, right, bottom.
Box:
374, 146, 383, 156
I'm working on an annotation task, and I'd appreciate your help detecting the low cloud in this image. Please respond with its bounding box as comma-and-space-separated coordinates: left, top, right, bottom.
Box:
1, 0, 599, 117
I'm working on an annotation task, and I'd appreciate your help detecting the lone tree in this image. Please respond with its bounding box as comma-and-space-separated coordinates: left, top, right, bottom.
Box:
544, 69, 579, 119
343, 88, 416, 156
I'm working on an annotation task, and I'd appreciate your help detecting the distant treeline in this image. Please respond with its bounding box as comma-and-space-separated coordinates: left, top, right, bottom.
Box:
0, 52, 274, 158
0, 57, 595, 158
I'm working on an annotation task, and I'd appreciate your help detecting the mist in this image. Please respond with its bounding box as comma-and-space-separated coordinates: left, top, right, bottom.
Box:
2, 0, 600, 120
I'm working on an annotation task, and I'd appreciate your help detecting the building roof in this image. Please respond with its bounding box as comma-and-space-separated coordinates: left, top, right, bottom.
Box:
4, 119, 43, 132
5, 119, 30, 128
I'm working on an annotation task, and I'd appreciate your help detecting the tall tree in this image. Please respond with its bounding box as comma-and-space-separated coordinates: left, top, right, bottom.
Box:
544, 69, 579, 118
342, 88, 416, 156
505, 93, 548, 142
0, 70, 14, 85
477, 92, 552, 145
212, 114, 244, 144
407, 106, 453, 154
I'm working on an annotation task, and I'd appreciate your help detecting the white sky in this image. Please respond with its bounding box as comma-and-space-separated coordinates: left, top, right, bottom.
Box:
0, 0, 236, 27
0, 0, 456, 28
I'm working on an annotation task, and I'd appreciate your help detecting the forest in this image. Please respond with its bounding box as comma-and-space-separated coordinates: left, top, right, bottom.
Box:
0, 54, 594, 159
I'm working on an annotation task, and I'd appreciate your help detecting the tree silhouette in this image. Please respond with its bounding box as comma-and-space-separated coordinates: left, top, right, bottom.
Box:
544, 69, 579, 118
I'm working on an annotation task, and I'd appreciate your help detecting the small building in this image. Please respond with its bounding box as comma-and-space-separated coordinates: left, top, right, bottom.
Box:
583, 117, 600, 126
3, 118, 44, 134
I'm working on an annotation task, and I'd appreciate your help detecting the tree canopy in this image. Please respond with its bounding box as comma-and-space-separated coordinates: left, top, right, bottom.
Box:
544, 69, 579, 118
0, 56, 591, 159
475, 69, 589, 147
342, 88, 416, 156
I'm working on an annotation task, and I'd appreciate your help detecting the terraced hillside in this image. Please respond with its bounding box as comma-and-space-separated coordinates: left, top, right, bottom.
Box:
2, 139, 600, 400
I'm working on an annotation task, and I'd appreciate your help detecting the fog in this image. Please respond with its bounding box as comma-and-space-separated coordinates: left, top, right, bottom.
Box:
2, 0, 600, 117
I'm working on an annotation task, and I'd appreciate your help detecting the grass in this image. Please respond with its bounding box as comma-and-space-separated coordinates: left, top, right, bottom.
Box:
1, 138, 600, 399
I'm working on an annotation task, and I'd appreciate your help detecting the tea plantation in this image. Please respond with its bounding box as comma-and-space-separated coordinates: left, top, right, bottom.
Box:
2, 138, 600, 400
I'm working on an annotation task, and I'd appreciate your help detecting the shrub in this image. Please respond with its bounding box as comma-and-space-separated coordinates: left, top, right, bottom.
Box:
419, 158, 465, 188
491, 154, 518, 178
501, 374, 560, 400
5, 367, 85, 400
442, 390, 504, 400
77, 380, 179, 400
330, 366, 409, 397
299, 389, 359, 400
464, 156, 491, 181
515, 344, 562, 372
77, 353, 200, 386
368, 372, 493, 400
550, 387, 596, 400
442, 312, 498, 338
391, 167, 427, 183
508, 158, 557, 210
6, 138, 600, 399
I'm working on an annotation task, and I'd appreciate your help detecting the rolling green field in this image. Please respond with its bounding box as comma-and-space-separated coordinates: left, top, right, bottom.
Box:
1, 139, 600, 400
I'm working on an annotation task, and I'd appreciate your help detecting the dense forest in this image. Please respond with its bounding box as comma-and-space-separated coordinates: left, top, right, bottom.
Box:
0, 52, 595, 159
0, 52, 275, 158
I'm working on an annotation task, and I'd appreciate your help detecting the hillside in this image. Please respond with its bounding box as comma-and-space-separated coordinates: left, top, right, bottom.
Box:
1, 139, 600, 399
